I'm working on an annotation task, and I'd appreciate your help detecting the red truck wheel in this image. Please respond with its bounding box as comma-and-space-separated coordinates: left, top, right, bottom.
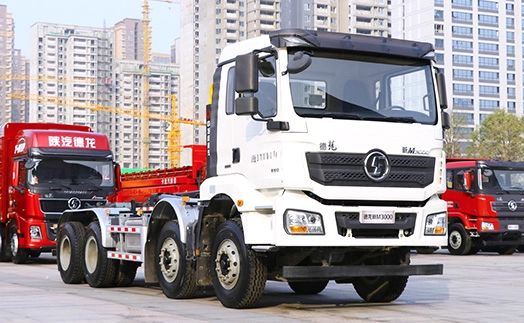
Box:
448, 223, 472, 255
0, 224, 10, 262
9, 223, 29, 264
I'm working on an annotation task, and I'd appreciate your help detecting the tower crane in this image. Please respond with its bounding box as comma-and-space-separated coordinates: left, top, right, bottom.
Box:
9, 91, 204, 167
141, 0, 180, 168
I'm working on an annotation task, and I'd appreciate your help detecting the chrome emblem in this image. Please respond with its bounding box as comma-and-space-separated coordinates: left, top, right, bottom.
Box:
508, 200, 518, 212
364, 150, 390, 182
68, 197, 82, 210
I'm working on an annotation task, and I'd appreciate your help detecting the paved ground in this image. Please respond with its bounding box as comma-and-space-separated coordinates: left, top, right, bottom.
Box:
0, 250, 523, 322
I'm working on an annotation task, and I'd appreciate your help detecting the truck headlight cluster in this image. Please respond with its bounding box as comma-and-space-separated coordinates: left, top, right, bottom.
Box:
481, 222, 495, 231
284, 209, 324, 235
30, 226, 42, 240
424, 212, 447, 235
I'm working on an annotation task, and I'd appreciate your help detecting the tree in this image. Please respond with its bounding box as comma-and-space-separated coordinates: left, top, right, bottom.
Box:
466, 109, 524, 161
444, 112, 468, 158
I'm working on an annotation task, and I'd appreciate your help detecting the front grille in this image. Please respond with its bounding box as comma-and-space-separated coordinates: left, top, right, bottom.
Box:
335, 212, 417, 238
40, 198, 107, 213
306, 152, 435, 187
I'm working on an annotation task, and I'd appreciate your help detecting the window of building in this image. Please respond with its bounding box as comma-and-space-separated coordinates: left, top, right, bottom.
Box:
478, 28, 498, 39
453, 54, 473, 65
479, 99, 499, 110
453, 69, 473, 79
452, 11, 472, 22
453, 83, 474, 93
479, 85, 499, 95
452, 40, 473, 50
453, 98, 474, 109
479, 71, 499, 81
452, 26, 473, 36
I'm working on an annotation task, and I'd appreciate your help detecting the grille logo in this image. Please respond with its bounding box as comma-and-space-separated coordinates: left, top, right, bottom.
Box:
508, 200, 518, 212
364, 151, 390, 182
68, 197, 82, 210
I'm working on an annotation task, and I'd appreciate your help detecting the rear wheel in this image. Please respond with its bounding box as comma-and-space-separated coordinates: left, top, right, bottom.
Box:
9, 223, 29, 264
288, 281, 329, 295
352, 249, 409, 303
83, 222, 117, 287
211, 219, 267, 309
448, 223, 472, 255
57, 222, 86, 284
156, 221, 197, 298
114, 260, 140, 287
0, 224, 10, 262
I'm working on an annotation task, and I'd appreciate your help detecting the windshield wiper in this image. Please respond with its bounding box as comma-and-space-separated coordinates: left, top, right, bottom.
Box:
362, 116, 417, 123
48, 182, 72, 190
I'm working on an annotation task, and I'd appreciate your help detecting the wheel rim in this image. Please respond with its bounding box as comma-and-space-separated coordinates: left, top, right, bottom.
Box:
158, 237, 180, 283
59, 236, 72, 271
449, 230, 462, 250
84, 235, 98, 274
214, 238, 240, 290
10, 232, 19, 257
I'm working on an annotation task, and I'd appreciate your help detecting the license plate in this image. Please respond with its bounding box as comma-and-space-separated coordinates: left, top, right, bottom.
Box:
360, 211, 395, 224
508, 224, 519, 230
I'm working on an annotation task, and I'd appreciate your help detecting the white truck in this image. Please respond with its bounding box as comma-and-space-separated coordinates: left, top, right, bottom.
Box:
56, 29, 449, 309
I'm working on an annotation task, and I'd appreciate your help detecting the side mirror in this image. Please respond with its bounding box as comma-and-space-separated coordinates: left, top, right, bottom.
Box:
25, 159, 35, 169
436, 71, 448, 110
287, 51, 312, 74
235, 53, 259, 116
462, 171, 472, 191
235, 53, 258, 93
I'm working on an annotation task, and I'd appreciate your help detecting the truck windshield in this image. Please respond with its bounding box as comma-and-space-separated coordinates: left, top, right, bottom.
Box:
478, 167, 524, 191
289, 50, 437, 125
28, 159, 114, 188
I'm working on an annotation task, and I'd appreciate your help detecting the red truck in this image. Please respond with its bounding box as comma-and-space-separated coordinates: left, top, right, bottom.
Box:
443, 158, 524, 255
0, 122, 117, 263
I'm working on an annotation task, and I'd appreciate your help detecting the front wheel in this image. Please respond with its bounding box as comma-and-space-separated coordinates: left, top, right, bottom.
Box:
57, 222, 86, 284
211, 219, 267, 309
448, 223, 472, 255
155, 221, 196, 299
9, 223, 29, 264
83, 222, 117, 287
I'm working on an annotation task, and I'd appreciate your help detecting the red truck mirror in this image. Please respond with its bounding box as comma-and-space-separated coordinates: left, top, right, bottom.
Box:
462, 171, 472, 191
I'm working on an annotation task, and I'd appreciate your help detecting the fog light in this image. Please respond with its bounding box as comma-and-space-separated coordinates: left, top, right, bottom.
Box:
481, 222, 495, 231
285, 209, 324, 235
30, 226, 42, 240
425, 212, 447, 235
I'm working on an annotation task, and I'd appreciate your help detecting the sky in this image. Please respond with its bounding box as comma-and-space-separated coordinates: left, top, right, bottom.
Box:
1, 0, 181, 57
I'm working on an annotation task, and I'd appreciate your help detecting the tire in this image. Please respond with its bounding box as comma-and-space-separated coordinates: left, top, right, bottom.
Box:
352, 249, 409, 303
57, 222, 86, 284
288, 281, 328, 295
211, 219, 267, 309
156, 221, 197, 298
29, 250, 42, 258
83, 222, 118, 287
0, 224, 10, 262
9, 223, 29, 264
497, 246, 517, 255
114, 260, 140, 287
447, 223, 472, 255
415, 247, 438, 254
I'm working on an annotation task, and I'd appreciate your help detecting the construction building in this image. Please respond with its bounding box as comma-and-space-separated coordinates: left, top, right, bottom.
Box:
0, 4, 29, 125
391, 0, 524, 153
29, 21, 180, 169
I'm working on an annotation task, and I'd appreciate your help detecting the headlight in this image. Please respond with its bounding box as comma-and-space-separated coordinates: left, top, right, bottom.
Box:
425, 212, 447, 235
29, 226, 42, 240
284, 209, 324, 235
481, 222, 495, 231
